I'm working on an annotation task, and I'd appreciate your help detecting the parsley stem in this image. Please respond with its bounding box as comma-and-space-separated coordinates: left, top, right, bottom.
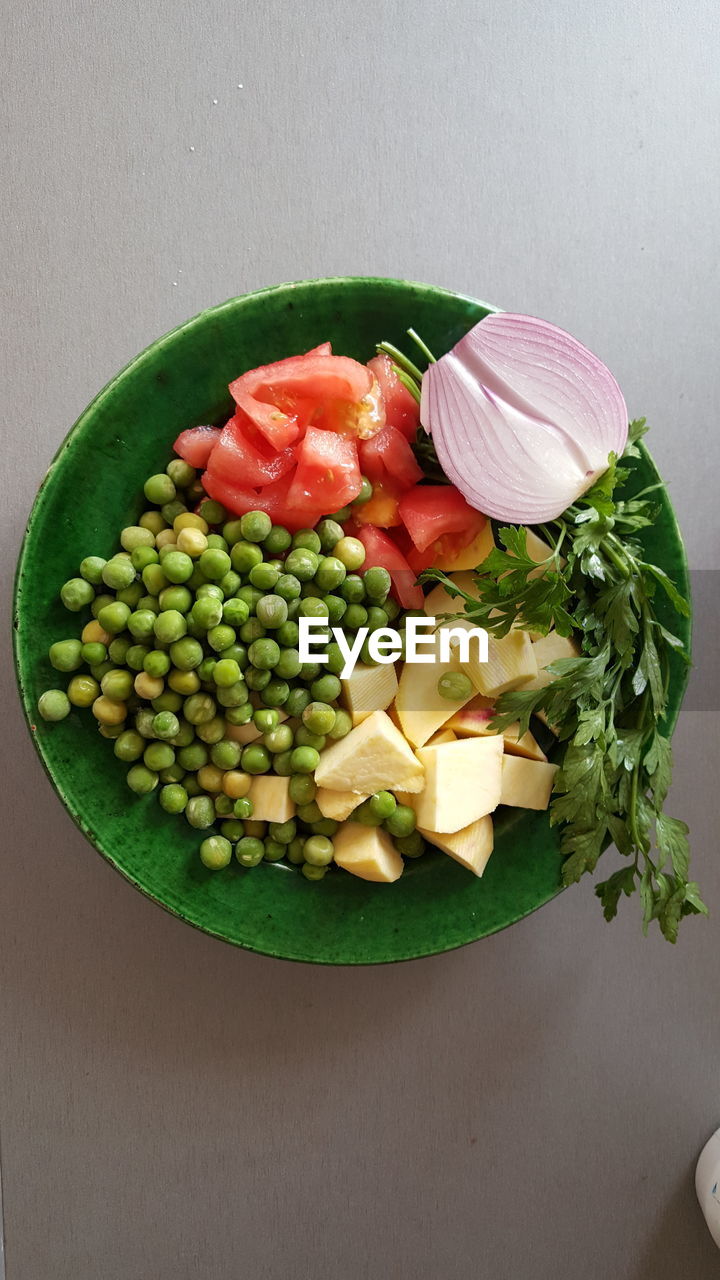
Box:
602, 537, 631, 579
407, 329, 437, 364
376, 342, 424, 385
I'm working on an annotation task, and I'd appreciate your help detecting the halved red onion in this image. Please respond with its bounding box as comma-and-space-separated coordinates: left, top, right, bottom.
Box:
420, 313, 628, 523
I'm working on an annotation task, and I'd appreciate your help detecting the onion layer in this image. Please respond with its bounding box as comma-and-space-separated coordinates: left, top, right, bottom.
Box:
420, 313, 628, 523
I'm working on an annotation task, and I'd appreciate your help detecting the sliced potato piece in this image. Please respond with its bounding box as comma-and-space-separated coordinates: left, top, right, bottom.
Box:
333, 822, 404, 883
248, 775, 295, 822
341, 661, 398, 726
414, 736, 504, 833
419, 815, 494, 877
500, 755, 558, 810
316, 787, 368, 821
315, 709, 425, 794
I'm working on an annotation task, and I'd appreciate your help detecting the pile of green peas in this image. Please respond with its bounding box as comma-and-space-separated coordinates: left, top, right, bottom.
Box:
37, 455, 427, 877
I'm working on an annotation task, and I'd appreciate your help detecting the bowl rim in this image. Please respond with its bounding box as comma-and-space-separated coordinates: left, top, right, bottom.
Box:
12, 277, 693, 962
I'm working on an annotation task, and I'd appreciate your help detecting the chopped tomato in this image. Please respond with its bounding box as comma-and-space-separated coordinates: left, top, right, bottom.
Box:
358, 425, 422, 493
173, 425, 222, 469
353, 481, 403, 528
351, 523, 424, 610
230, 353, 373, 451
201, 469, 257, 517
367, 353, 420, 442
287, 427, 362, 512
250, 471, 326, 531
206, 414, 295, 489
398, 485, 486, 554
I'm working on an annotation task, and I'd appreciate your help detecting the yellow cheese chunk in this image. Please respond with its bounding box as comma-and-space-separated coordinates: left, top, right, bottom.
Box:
521, 631, 581, 691
315, 709, 425, 794
248, 775, 295, 822
419, 815, 494, 877
341, 661, 398, 725
414, 736, 504, 833
500, 756, 558, 810
316, 787, 368, 821
426, 728, 457, 746
463, 629, 538, 697
333, 822, 404, 882
394, 631, 476, 749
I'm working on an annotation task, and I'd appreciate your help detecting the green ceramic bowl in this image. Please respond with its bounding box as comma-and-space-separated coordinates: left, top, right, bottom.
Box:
13, 278, 691, 963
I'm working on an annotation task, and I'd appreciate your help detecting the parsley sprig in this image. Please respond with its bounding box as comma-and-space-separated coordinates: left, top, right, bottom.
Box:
423, 421, 703, 941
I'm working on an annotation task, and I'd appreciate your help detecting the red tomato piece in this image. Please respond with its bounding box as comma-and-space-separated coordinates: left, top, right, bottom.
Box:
173, 425, 222, 470
304, 342, 332, 356
358, 426, 422, 493
367, 353, 420, 442
287, 427, 362, 512
207, 414, 296, 489
229, 353, 372, 452
201, 470, 258, 517
351, 523, 424, 610
398, 485, 486, 554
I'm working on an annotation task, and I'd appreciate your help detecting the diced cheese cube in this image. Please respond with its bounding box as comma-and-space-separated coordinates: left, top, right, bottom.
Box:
521, 631, 581, 691
463, 629, 538, 697
419, 815, 494, 877
341, 661, 398, 725
315, 709, 425, 794
414, 736, 504, 833
248, 775, 295, 822
316, 788, 367, 821
500, 756, 558, 810
394, 631, 476, 749
333, 822, 404, 882
426, 728, 457, 746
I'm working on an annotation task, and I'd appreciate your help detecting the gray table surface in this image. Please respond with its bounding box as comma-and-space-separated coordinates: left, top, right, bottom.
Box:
3, 2, 720, 1277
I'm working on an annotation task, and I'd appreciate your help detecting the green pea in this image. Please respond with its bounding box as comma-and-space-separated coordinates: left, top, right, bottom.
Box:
91, 592, 114, 619
135, 708, 157, 738
260, 679, 290, 707
292, 529, 321, 554
127, 609, 156, 641
294, 726, 326, 752
198, 835, 232, 870
97, 601, 131, 634
211, 658, 240, 688
37, 689, 71, 721
197, 582, 224, 601
210, 739, 243, 770
131, 545, 159, 573
113, 729, 145, 762
183, 775, 202, 797
152, 711, 180, 740
101, 669, 134, 701
263, 837, 286, 863
242, 744, 271, 774
316, 518, 345, 552
244, 668, 271, 693
264, 724, 293, 754
340, 574, 365, 604
161, 551, 194, 584
437, 672, 474, 701
302, 701, 336, 736
177, 742, 208, 771
272, 749, 295, 776
289, 774, 316, 805
78, 642, 104, 668
263, 524, 292, 555
143, 740, 175, 771
299, 661, 321, 683
169, 637, 204, 671
344, 604, 368, 630
170, 719, 195, 747
385, 804, 417, 838
214, 681, 247, 709
225, 702, 254, 726
235, 836, 265, 867
220, 598, 249, 628
159, 783, 189, 814
221, 819, 246, 841
144, 473, 176, 505
303, 835, 334, 866
310, 674, 341, 703
49, 639, 83, 672
90, 660, 114, 681
368, 791, 397, 821
324, 595, 347, 625
299, 597, 329, 620
249, 561, 281, 591
284, 837, 305, 865
195, 715, 226, 744
276, 573, 302, 601
198, 498, 226, 525
79, 555, 107, 585
239, 510, 272, 543
144, 649, 171, 678
198, 548, 231, 581
301, 862, 328, 881
353, 799, 384, 826
60, 577, 95, 612
159, 760, 187, 783
230, 541, 262, 574
186, 795, 216, 829
311, 818, 339, 837
363, 566, 392, 601
274, 647, 301, 680
248, 638, 280, 670
232, 797, 254, 820
314, 556, 346, 592
256, 595, 288, 629
285, 687, 311, 718
136, 594, 160, 615
284, 548, 319, 582
276, 620, 300, 647
396, 832, 426, 858
166, 458, 196, 488
290, 745, 319, 774
253, 708, 279, 734
366, 606, 389, 632
183, 692, 216, 725
126, 763, 159, 794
